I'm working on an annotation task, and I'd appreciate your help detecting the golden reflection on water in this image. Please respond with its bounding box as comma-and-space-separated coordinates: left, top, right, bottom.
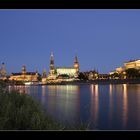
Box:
109, 84, 128, 128
122, 84, 128, 128
42, 85, 46, 96
90, 84, 99, 126
41, 85, 47, 105
109, 84, 113, 126
8, 85, 38, 95
46, 85, 80, 123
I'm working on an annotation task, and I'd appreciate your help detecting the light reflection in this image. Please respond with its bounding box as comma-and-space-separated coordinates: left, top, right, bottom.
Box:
122, 84, 128, 128
42, 85, 46, 97
109, 84, 113, 127
109, 84, 113, 94
14, 85, 26, 94
41, 85, 47, 105
8, 85, 35, 95
90, 84, 99, 127
46, 85, 80, 124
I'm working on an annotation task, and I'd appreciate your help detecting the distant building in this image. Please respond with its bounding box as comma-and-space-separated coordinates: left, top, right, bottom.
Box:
109, 59, 140, 79
124, 59, 140, 70
47, 53, 79, 81
98, 74, 110, 79
115, 67, 124, 73
56, 67, 77, 78
88, 70, 98, 80
9, 65, 39, 82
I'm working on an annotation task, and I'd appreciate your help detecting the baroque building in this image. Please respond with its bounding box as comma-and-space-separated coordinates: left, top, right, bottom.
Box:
9, 65, 39, 82
111, 59, 140, 74
109, 59, 140, 79
47, 53, 79, 80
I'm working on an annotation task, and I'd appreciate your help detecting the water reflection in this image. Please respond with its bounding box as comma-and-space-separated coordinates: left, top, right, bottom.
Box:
109, 84, 113, 127
90, 84, 99, 128
8, 85, 27, 94
41, 85, 47, 105
45, 85, 80, 125
7, 84, 140, 129
122, 84, 128, 128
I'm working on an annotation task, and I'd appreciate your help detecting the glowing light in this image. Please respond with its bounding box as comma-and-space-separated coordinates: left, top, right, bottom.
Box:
122, 84, 128, 128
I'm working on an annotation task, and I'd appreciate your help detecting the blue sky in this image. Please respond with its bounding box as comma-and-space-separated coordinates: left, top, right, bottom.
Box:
0, 9, 140, 74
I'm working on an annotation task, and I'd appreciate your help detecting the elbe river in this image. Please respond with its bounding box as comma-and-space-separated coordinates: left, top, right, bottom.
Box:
9, 84, 140, 130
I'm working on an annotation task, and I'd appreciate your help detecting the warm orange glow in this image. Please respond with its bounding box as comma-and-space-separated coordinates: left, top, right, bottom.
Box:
90, 84, 99, 124
122, 84, 128, 128
109, 84, 113, 126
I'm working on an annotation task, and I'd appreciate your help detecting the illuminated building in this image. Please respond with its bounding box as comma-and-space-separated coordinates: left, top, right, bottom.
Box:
124, 59, 140, 70
115, 67, 124, 73
88, 70, 98, 80
47, 53, 57, 80
56, 67, 77, 78
47, 53, 79, 81
109, 59, 140, 78
9, 65, 39, 82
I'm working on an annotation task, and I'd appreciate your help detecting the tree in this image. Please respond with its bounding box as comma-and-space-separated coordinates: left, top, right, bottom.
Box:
37, 74, 42, 81
125, 68, 140, 79
78, 72, 88, 81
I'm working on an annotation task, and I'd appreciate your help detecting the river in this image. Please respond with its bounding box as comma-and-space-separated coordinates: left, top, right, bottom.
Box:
8, 84, 140, 130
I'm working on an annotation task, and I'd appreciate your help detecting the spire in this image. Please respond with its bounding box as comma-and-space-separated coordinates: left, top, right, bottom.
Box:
50, 52, 54, 64
50, 52, 53, 58
50, 52, 55, 74
74, 54, 79, 75
22, 65, 26, 75
74, 55, 78, 63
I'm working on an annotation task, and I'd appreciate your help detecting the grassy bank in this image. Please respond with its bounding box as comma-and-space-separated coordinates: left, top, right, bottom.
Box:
0, 81, 90, 130
0, 81, 64, 130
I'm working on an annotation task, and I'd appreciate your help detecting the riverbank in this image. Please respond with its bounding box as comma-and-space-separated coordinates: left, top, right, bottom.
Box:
42, 79, 140, 85
4, 79, 140, 86
0, 82, 63, 130
0, 81, 89, 130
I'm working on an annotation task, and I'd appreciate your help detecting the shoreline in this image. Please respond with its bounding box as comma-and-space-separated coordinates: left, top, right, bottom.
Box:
6, 79, 140, 86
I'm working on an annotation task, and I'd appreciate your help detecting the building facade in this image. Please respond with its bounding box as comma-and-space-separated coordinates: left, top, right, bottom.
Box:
109, 59, 140, 79
9, 65, 38, 82
124, 59, 140, 70
47, 53, 79, 81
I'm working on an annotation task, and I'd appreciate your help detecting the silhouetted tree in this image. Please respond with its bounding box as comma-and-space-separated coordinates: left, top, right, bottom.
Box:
125, 68, 140, 79
37, 74, 42, 81
78, 72, 88, 81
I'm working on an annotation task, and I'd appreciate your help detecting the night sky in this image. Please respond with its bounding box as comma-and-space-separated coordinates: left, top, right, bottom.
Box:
0, 9, 140, 75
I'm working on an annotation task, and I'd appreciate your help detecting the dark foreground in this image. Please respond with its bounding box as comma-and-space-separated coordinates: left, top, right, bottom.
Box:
0, 81, 89, 130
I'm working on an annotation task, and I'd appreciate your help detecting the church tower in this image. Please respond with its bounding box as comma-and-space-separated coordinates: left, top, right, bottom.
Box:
22, 65, 26, 75
74, 55, 79, 74
50, 52, 55, 75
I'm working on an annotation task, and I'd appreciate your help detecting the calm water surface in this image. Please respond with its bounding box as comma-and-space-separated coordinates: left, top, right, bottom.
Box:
9, 84, 140, 130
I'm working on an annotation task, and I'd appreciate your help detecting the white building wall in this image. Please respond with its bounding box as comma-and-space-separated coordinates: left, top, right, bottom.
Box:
56, 68, 76, 76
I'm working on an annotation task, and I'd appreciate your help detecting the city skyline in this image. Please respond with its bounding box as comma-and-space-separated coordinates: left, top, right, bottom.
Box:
1, 9, 140, 74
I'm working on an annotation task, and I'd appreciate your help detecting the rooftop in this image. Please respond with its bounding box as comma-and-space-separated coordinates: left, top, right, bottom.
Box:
11, 72, 37, 76
125, 59, 140, 63
56, 67, 74, 69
